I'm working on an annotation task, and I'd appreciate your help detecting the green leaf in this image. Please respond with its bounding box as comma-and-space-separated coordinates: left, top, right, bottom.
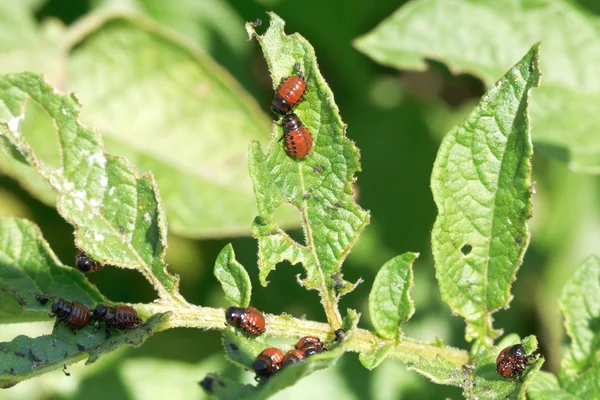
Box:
135, 0, 248, 59
409, 336, 543, 400
558, 255, 600, 397
222, 327, 267, 370
0, 217, 105, 323
214, 244, 252, 307
201, 347, 344, 400
0, 72, 182, 303
358, 343, 393, 371
0, 1, 63, 77
246, 13, 370, 328
527, 372, 579, 400
354, 0, 600, 173
66, 14, 276, 238
0, 312, 166, 388
121, 354, 228, 400
368, 252, 418, 340
430, 44, 540, 342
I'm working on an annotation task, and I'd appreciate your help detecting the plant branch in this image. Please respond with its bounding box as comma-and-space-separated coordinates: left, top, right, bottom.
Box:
136, 302, 469, 368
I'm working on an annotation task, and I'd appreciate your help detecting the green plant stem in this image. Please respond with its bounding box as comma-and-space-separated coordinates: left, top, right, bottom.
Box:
137, 302, 469, 367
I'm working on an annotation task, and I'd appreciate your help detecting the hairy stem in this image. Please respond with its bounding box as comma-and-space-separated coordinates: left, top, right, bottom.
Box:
137, 302, 469, 367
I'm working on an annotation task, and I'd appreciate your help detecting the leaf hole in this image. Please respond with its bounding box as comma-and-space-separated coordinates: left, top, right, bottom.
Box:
19, 101, 62, 169
460, 244, 473, 256
274, 203, 306, 246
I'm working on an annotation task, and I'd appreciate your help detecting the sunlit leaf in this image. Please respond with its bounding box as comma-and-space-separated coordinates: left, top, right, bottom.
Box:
558, 255, 600, 397
0, 313, 166, 388
0, 217, 105, 323
246, 12, 369, 328
409, 336, 543, 400
67, 14, 276, 238
354, 0, 600, 173
368, 252, 417, 340
430, 44, 540, 341
0, 72, 182, 302
214, 244, 252, 307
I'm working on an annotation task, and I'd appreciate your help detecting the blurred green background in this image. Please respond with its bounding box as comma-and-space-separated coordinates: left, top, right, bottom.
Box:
1, 0, 599, 399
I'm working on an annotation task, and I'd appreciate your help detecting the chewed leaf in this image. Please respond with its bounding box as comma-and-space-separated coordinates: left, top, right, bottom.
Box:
247, 13, 369, 327
431, 44, 540, 342
558, 255, 600, 397
0, 217, 105, 323
0, 72, 182, 303
0, 313, 166, 388
358, 343, 393, 370
214, 244, 252, 307
368, 253, 417, 340
67, 14, 278, 238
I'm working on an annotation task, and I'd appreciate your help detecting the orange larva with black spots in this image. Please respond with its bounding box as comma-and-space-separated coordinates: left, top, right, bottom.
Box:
272, 74, 307, 115
253, 347, 284, 380
225, 306, 266, 336
282, 113, 313, 159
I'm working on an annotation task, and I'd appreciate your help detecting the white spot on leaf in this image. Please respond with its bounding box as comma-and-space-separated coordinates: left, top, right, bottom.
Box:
143, 213, 151, 222
90, 198, 101, 207
88, 152, 106, 168
100, 176, 108, 187
109, 187, 116, 196
75, 199, 84, 210
94, 232, 104, 241
7, 114, 24, 137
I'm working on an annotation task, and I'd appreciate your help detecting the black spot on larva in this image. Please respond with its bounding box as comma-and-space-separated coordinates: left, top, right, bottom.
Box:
228, 342, 239, 352
62, 364, 70, 376
303, 194, 311, 199
76, 344, 85, 351
461, 244, 473, 256
15, 352, 25, 358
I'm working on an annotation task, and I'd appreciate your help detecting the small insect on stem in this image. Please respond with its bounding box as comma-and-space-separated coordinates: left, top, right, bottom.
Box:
224, 307, 266, 336
92, 304, 143, 339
